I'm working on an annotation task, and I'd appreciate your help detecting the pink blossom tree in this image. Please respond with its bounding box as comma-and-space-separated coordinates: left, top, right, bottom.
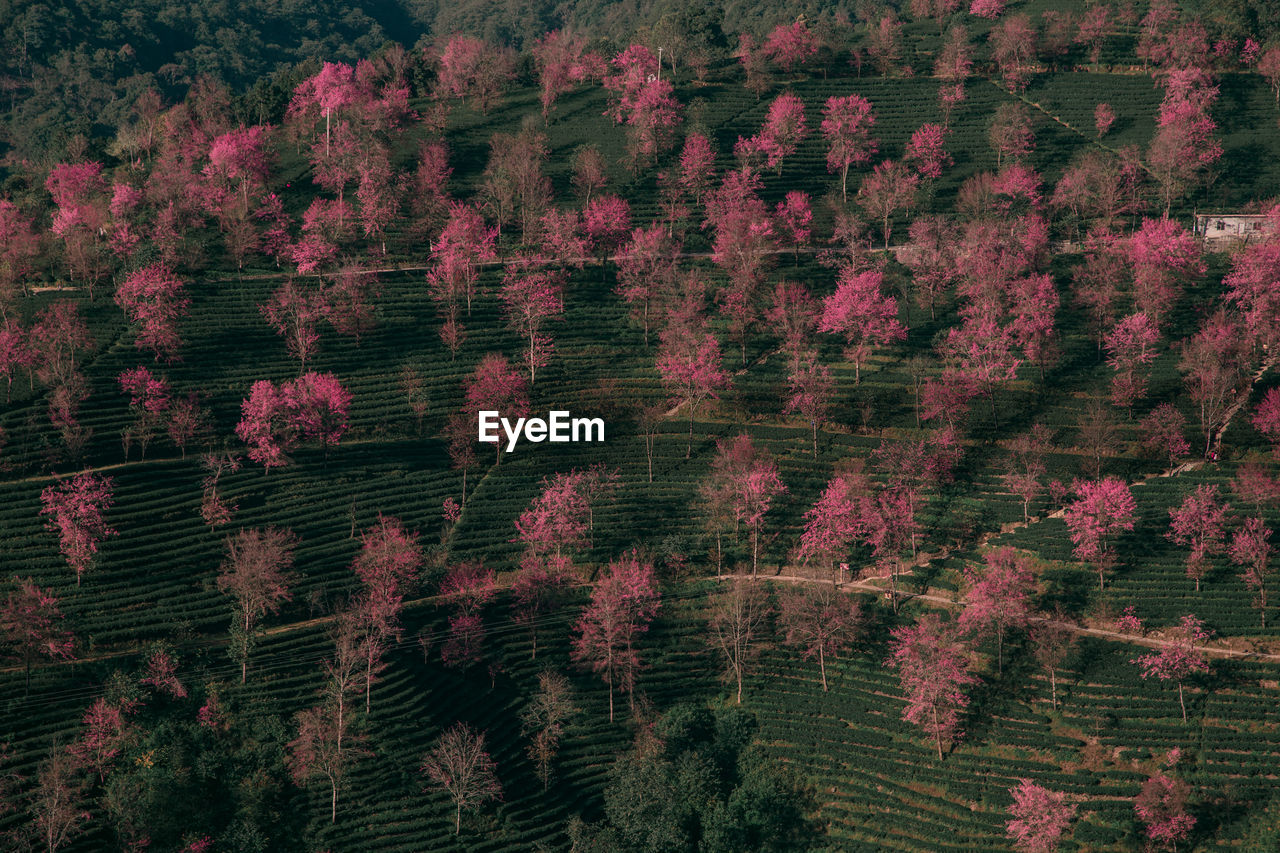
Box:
1167, 484, 1228, 592
905, 123, 952, 182
615, 224, 678, 346
819, 267, 905, 383
777, 584, 865, 692
887, 613, 979, 759
1135, 772, 1195, 848
464, 353, 530, 465
1179, 310, 1247, 457
783, 352, 835, 458
115, 264, 190, 362
582, 194, 632, 272
1128, 217, 1204, 327
261, 280, 328, 370
1, 577, 75, 692
284, 372, 351, 452
1064, 476, 1136, 589
959, 547, 1035, 673
821, 95, 879, 203
40, 473, 116, 586
571, 551, 660, 722
679, 134, 717, 204
858, 160, 919, 249
118, 366, 172, 460
796, 473, 869, 585
1103, 311, 1160, 412
726, 438, 787, 576
501, 268, 563, 385
1006, 779, 1076, 853
763, 20, 819, 72
1231, 516, 1273, 628
1133, 613, 1212, 723
1094, 103, 1116, 137
235, 379, 295, 473
656, 322, 730, 458
217, 527, 295, 682
1141, 403, 1191, 468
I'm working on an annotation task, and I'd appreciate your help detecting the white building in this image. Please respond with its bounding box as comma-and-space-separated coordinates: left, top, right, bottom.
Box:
1193, 213, 1277, 247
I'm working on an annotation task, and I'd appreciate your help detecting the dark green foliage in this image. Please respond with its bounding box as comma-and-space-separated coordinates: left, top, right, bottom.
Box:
576, 704, 810, 852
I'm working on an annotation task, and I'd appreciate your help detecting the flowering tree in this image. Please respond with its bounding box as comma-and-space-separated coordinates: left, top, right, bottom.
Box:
821, 95, 878, 202
421, 722, 502, 835
707, 579, 770, 704
510, 566, 571, 661
118, 366, 171, 460
1128, 217, 1204, 327
1, 577, 75, 692
1141, 403, 1191, 468
500, 269, 563, 385
1094, 103, 1116, 137
887, 613, 978, 759
235, 379, 294, 472
217, 526, 295, 682
514, 470, 590, 569
959, 547, 1035, 673
783, 352, 834, 458
763, 20, 819, 72
1133, 614, 1212, 723
1030, 616, 1077, 709
731, 441, 787, 576
777, 584, 864, 692
1064, 477, 1136, 589
905, 123, 952, 182
70, 696, 132, 783
796, 474, 869, 585
571, 551, 660, 722
261, 280, 328, 370
1178, 310, 1248, 457
464, 353, 530, 464
819, 267, 905, 383
1167, 484, 1228, 592
1103, 312, 1160, 412
1135, 772, 1196, 848
582, 194, 632, 270
352, 515, 421, 711
679, 134, 717, 204
1006, 779, 1076, 853
0, 200, 41, 315
858, 160, 919, 249
1231, 517, 1274, 628
656, 322, 730, 458
288, 699, 362, 824
40, 473, 116, 586
615, 224, 677, 346
114, 264, 190, 362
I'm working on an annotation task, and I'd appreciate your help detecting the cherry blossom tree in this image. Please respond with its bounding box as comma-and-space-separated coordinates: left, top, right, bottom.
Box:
989, 102, 1035, 167
1094, 103, 1116, 137
858, 160, 918, 249
1, 577, 75, 692
777, 584, 865, 692
1135, 772, 1195, 849
441, 564, 496, 669
261, 280, 328, 370
1030, 615, 1077, 709
774, 191, 812, 263
905, 123, 952, 183
970, 0, 1005, 19
959, 547, 1035, 673
1133, 614, 1211, 723
235, 379, 295, 473
511, 566, 571, 661
1179, 310, 1248, 457
730, 440, 787, 576
821, 95, 878, 203
1141, 404, 1191, 468
783, 352, 835, 458
217, 526, 295, 682
1064, 476, 1136, 589
533, 30, 589, 121
0, 200, 40, 315
571, 551, 660, 722
114, 264, 190, 362
464, 353, 530, 465
582, 194, 632, 271
867, 13, 904, 76
990, 15, 1037, 91
819, 267, 905, 383
1076, 6, 1110, 69
656, 322, 730, 458
763, 20, 819, 73
679, 134, 717, 204
1231, 517, 1273, 628
71, 695, 133, 783
1003, 425, 1051, 521
616, 224, 678, 346
1224, 206, 1280, 352
514, 471, 590, 569
1006, 779, 1076, 853
288, 699, 362, 824
1129, 216, 1204, 327
1167, 484, 1228, 592
707, 579, 770, 704
421, 722, 502, 835
40, 473, 116, 586
500, 269, 563, 385
118, 366, 171, 460
1104, 312, 1160, 412
887, 613, 979, 759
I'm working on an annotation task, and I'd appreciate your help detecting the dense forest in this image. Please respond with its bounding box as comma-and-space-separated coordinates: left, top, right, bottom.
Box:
4, 0, 1280, 850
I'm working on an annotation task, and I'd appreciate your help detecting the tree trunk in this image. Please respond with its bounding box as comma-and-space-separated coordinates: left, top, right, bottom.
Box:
1178, 681, 1186, 723
933, 706, 943, 759
1050, 668, 1057, 709
819, 645, 828, 692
